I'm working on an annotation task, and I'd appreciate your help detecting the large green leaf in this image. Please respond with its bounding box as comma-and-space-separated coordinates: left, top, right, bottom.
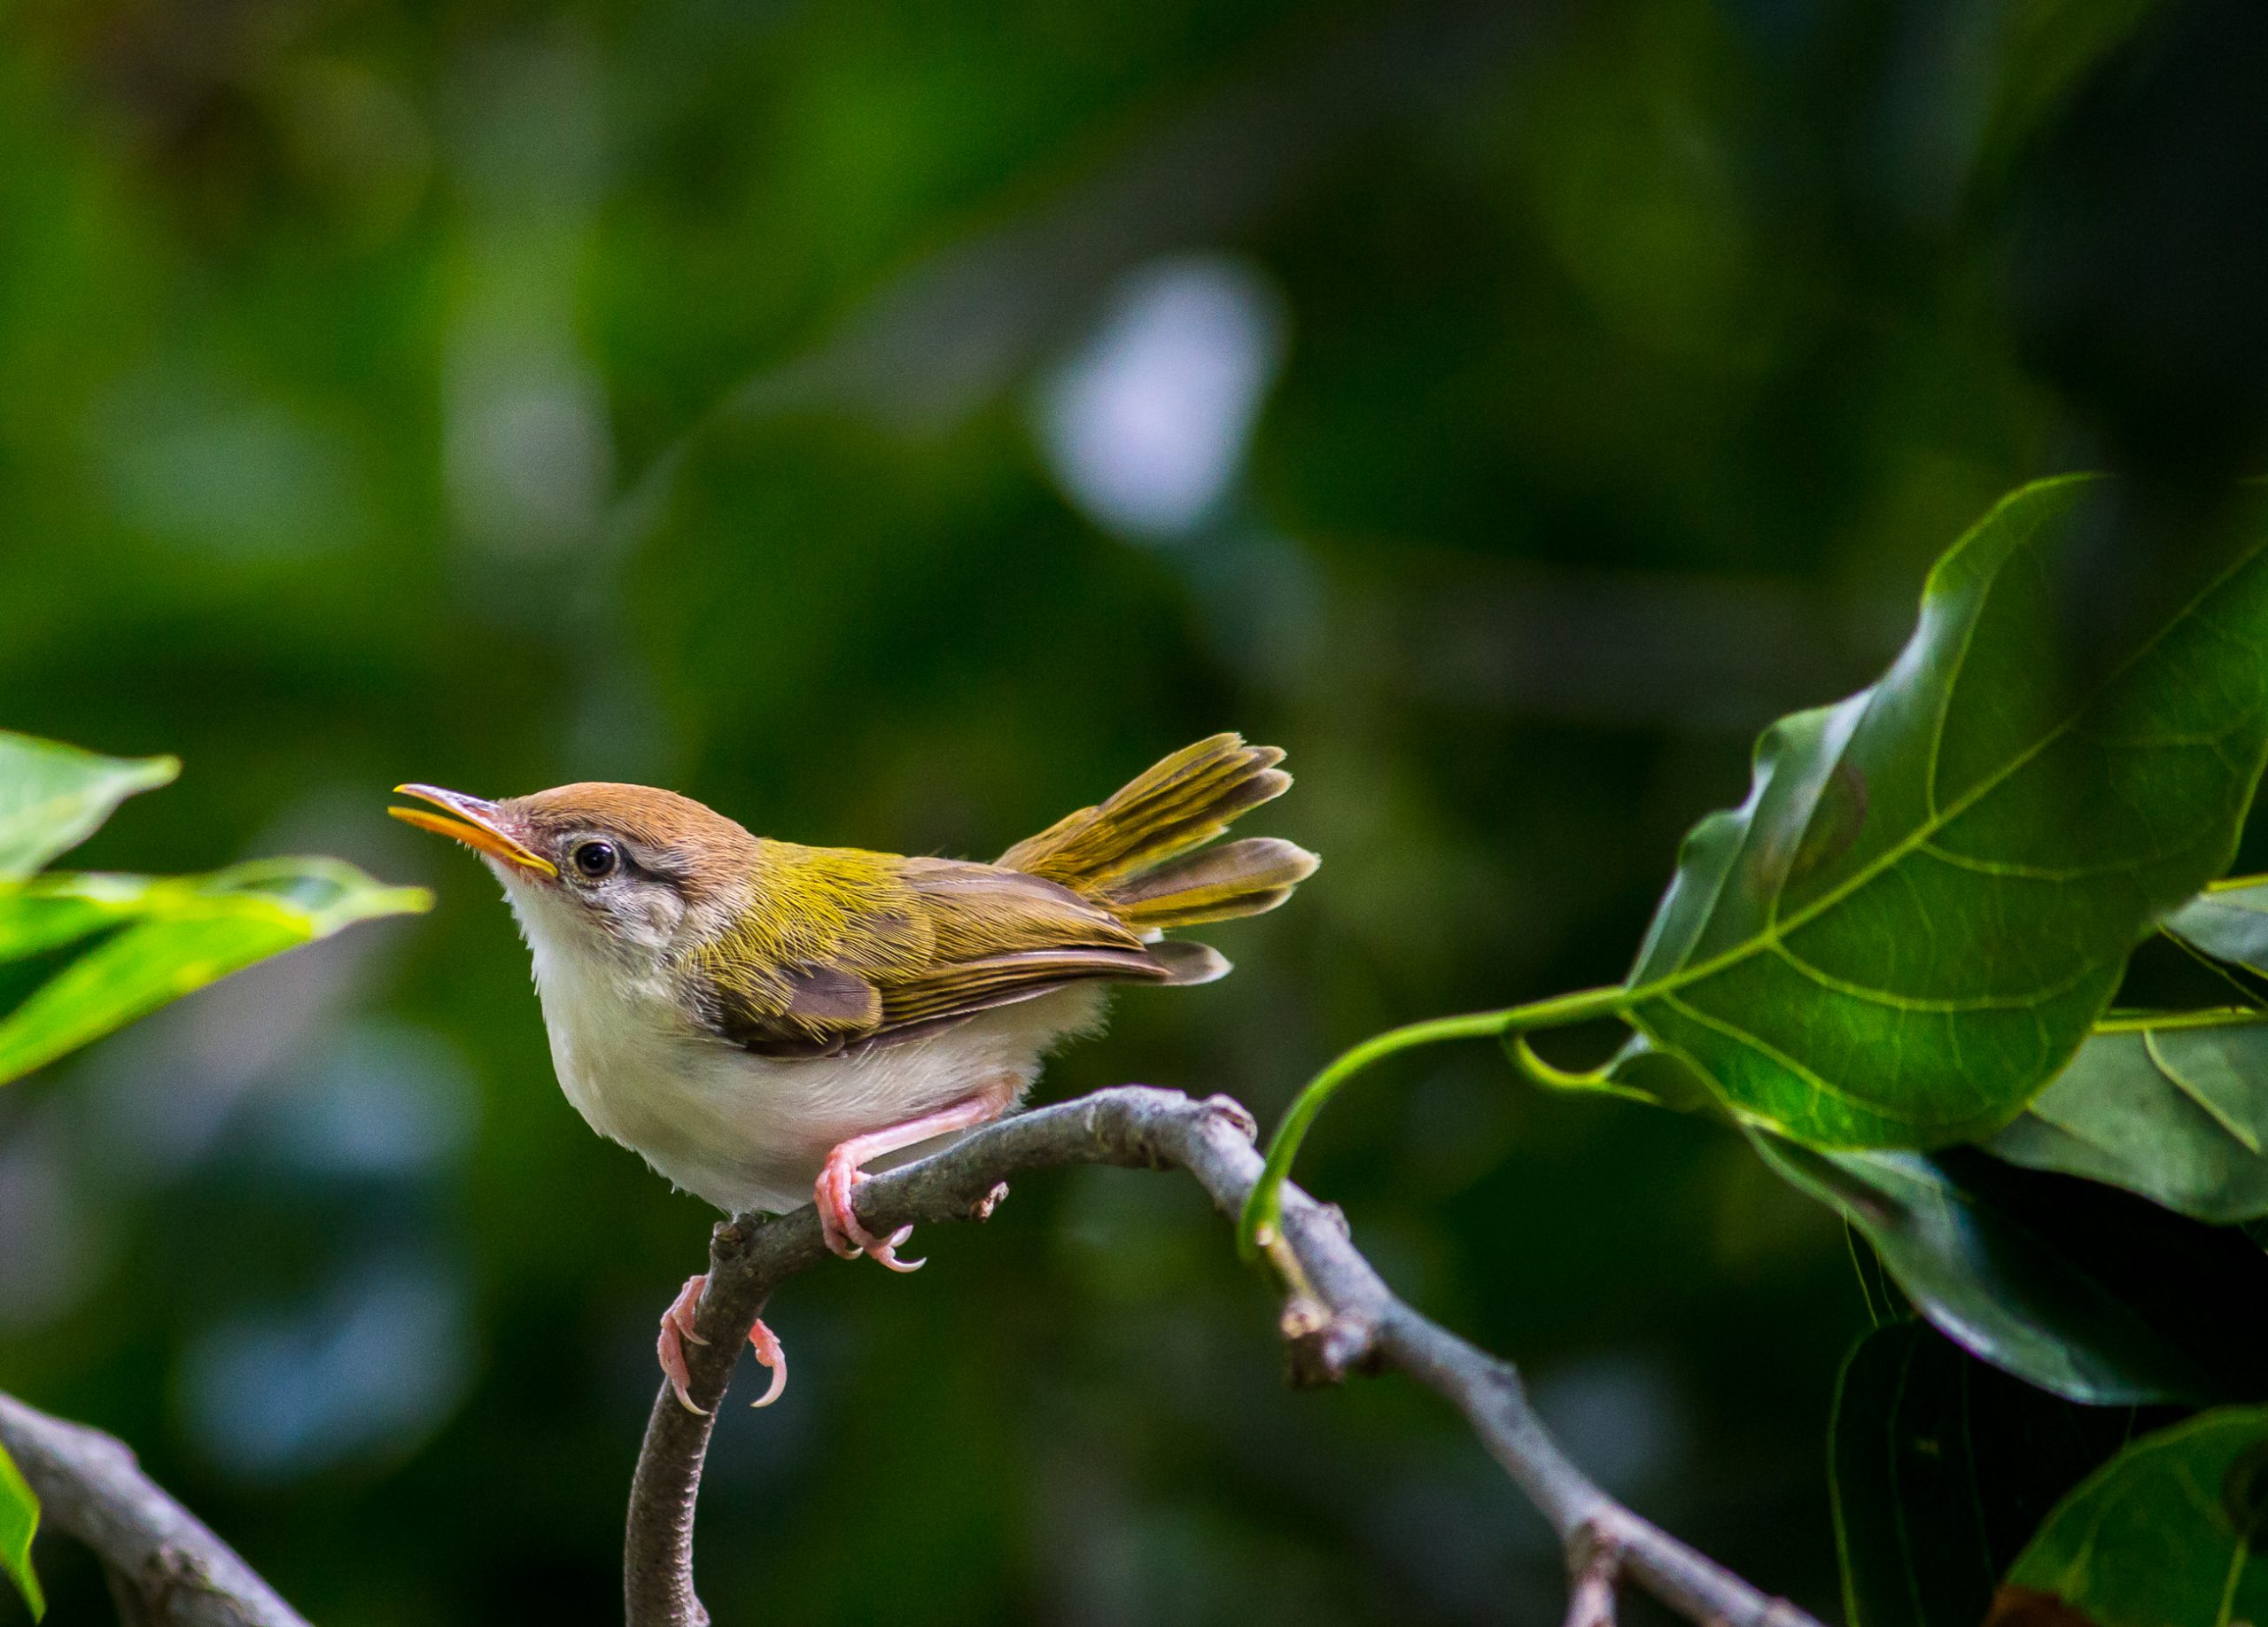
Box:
1833, 1320, 2155, 1627
0, 861, 431, 1086
1993, 1408, 2268, 1627
1623, 478, 2268, 1147
0, 1440, 38, 1620
1991, 1014, 2268, 1223
1755, 1135, 2268, 1404
0, 732, 176, 883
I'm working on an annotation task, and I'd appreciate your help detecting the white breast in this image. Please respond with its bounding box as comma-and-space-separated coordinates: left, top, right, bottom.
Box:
507, 879, 1105, 1214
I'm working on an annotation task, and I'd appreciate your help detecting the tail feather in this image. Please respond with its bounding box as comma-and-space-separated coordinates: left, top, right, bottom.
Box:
1148, 938, 1231, 985
1105, 837, 1319, 930
1001, 736, 1317, 939
999, 735, 1290, 887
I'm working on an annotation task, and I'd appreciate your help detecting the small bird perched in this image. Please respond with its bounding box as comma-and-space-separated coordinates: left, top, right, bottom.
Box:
389, 736, 1317, 1413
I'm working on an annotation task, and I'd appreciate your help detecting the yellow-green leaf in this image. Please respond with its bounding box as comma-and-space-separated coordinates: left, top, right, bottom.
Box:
0, 732, 176, 883
0, 1440, 39, 1620
0, 860, 431, 1086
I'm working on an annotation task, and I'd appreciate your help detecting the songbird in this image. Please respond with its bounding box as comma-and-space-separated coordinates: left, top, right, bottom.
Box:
389, 736, 1316, 1413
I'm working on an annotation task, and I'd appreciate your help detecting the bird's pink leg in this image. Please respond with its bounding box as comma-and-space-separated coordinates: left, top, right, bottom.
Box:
815, 1080, 1016, 1270
656, 1273, 788, 1415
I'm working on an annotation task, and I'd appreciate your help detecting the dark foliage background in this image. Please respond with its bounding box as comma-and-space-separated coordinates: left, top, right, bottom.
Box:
4, 0, 2266, 1620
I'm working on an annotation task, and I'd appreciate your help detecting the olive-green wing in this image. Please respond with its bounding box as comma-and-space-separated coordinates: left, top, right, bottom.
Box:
868, 859, 1173, 1040
686, 844, 928, 1057
689, 849, 1192, 1059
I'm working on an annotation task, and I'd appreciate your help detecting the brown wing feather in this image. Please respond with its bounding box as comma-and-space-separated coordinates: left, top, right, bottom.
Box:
691, 734, 1315, 1062
688, 846, 1175, 1059
861, 860, 1166, 1046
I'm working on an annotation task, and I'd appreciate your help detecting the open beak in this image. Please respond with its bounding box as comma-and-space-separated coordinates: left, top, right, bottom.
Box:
388, 785, 559, 878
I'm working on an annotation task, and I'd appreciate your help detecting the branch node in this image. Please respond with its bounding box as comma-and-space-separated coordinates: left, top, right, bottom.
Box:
1285, 1309, 1381, 1388
1563, 1522, 1622, 1627
970, 1180, 1010, 1221
1279, 1295, 1331, 1342
1200, 1094, 1259, 1141
142, 1544, 209, 1612
710, 1217, 755, 1261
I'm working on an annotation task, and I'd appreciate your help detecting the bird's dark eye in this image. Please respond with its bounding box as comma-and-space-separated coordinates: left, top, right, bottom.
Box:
571, 840, 618, 879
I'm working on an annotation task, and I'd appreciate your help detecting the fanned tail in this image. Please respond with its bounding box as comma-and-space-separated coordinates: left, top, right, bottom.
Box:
1001, 736, 1318, 956
1100, 836, 1317, 930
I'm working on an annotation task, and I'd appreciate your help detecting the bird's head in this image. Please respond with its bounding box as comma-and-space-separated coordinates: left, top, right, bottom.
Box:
389, 782, 758, 970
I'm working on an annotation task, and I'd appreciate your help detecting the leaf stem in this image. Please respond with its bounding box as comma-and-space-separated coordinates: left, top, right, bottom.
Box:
2092, 1006, 2268, 1034
1503, 1032, 1670, 1103
1237, 984, 1628, 1257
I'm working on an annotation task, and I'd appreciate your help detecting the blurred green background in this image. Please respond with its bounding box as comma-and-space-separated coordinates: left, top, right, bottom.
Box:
4, 0, 2267, 1620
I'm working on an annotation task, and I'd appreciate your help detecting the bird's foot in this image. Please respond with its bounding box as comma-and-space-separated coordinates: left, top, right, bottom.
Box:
814, 1152, 923, 1272
657, 1273, 788, 1415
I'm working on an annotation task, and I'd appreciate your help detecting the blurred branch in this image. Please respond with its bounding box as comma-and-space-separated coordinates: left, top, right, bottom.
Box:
625, 1086, 1822, 1627
1564, 1529, 1622, 1627
0, 1392, 308, 1627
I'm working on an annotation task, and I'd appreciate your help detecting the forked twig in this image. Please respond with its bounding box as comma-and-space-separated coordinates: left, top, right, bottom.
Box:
0, 1392, 308, 1627
624, 1085, 1821, 1627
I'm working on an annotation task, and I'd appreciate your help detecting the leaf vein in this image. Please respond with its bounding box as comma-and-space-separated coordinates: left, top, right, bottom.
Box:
1771, 941, 2103, 1012
1633, 540, 2268, 1008
1661, 993, 1937, 1124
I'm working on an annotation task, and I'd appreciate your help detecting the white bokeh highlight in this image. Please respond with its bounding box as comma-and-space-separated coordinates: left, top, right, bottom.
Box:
1037, 254, 1288, 541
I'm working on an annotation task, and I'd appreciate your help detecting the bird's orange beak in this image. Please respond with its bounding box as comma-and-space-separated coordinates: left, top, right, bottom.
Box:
388, 785, 559, 877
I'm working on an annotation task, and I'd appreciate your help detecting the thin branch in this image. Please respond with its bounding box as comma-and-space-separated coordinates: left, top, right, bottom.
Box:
1563, 1528, 1621, 1627
625, 1085, 1824, 1627
0, 1392, 308, 1627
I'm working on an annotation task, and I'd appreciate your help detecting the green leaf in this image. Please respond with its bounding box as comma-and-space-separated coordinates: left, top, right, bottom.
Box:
0, 732, 177, 883
1992, 1014, 2268, 1223
1996, 1407, 2268, 1627
1754, 1134, 2268, 1404
1833, 1320, 2155, 1627
0, 860, 431, 1086
1972, 0, 2165, 189
2165, 877, 2268, 974
1623, 478, 2268, 1147
0, 1441, 39, 1620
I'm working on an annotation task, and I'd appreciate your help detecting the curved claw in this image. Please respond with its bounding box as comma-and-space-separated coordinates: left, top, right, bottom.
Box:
863, 1225, 926, 1273
814, 1159, 868, 1259
815, 1156, 924, 1267
748, 1318, 788, 1408
658, 1274, 713, 1416
659, 1276, 794, 1412
817, 1189, 864, 1259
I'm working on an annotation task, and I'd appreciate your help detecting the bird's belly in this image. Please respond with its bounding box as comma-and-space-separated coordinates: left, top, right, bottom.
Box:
541, 980, 1107, 1215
